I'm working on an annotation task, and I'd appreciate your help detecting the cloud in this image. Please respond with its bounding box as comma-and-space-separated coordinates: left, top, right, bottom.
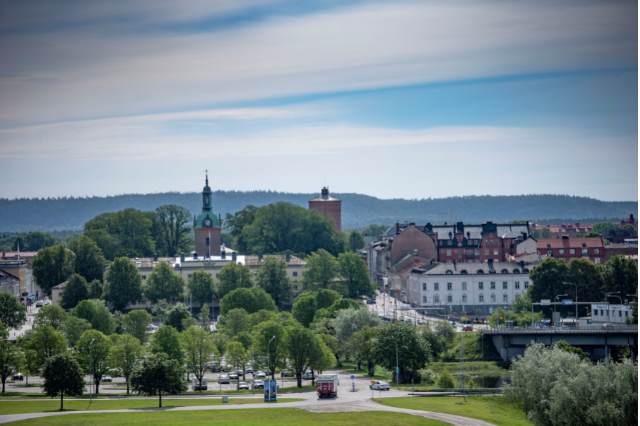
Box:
0, 0, 635, 125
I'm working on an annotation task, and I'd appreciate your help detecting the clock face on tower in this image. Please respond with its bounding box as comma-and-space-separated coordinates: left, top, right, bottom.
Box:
204, 218, 212, 227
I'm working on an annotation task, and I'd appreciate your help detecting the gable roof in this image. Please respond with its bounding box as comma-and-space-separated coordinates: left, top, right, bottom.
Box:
536, 237, 603, 249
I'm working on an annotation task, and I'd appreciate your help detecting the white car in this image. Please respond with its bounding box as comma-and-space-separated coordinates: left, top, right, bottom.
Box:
370, 381, 391, 390
44, 300, 51, 306
229, 372, 238, 379
256, 371, 267, 379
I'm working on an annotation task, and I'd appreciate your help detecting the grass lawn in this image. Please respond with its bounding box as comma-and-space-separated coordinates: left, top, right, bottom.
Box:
379, 396, 532, 426
0, 398, 303, 415
11, 408, 454, 426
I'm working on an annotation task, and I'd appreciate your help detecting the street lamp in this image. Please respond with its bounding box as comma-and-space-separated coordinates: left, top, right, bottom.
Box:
554, 294, 568, 329
562, 282, 578, 320
606, 292, 623, 322
384, 336, 399, 388
267, 336, 276, 401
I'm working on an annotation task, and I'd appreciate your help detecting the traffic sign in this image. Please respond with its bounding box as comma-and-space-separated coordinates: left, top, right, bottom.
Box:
371, 380, 375, 385
396, 367, 399, 374
351, 375, 355, 380
562, 299, 573, 305
541, 299, 551, 306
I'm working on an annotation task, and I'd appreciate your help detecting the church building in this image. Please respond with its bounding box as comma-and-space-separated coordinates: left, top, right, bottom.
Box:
194, 173, 222, 257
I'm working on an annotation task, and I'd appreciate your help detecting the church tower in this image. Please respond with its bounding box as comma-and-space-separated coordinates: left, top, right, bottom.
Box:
194, 172, 221, 257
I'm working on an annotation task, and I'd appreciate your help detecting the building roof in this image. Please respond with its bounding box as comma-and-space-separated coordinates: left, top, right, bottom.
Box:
386, 222, 530, 241
1, 251, 38, 259
128, 252, 306, 269
531, 223, 594, 233
416, 261, 536, 276
536, 237, 604, 249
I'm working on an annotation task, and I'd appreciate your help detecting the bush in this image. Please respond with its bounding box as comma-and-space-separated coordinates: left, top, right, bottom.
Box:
436, 369, 456, 389
420, 369, 437, 386
467, 379, 475, 388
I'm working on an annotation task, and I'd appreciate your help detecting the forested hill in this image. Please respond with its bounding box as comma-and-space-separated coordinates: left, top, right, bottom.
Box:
0, 192, 636, 232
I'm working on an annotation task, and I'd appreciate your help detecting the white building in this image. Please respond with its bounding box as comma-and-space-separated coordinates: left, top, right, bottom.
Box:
408, 260, 536, 316
589, 303, 633, 324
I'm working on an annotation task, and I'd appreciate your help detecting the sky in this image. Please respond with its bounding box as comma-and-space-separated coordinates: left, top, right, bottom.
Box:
0, 0, 637, 201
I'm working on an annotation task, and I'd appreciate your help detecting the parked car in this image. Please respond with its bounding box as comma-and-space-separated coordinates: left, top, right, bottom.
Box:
450, 321, 456, 328
35, 301, 43, 308
44, 300, 51, 306
211, 363, 221, 372
256, 371, 267, 379
463, 325, 473, 332
146, 324, 158, 331
102, 375, 112, 382
12, 373, 24, 381
252, 380, 265, 389
601, 323, 615, 330
235, 368, 243, 375
370, 381, 390, 390
219, 374, 231, 384
403, 318, 412, 324
302, 371, 313, 380
237, 382, 250, 390
229, 372, 239, 379
246, 366, 254, 373
280, 370, 294, 378
366, 298, 376, 305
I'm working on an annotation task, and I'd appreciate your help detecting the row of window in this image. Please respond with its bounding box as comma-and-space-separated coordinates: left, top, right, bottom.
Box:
544, 248, 599, 255
441, 239, 482, 246
424, 294, 509, 304
594, 309, 628, 317
423, 281, 529, 291
181, 271, 299, 279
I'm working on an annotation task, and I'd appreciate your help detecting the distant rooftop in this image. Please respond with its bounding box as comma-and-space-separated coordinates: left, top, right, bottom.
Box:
309, 187, 340, 202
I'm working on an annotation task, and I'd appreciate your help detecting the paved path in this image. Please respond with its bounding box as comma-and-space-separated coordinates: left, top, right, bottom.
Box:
0, 368, 498, 426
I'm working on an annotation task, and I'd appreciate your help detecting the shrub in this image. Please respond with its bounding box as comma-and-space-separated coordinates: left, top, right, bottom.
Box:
436, 369, 456, 389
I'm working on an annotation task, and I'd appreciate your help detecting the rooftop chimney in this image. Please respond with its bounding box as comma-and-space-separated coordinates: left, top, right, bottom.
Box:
153, 253, 158, 262
180, 253, 185, 262
232, 252, 237, 261
194, 252, 198, 260
258, 251, 263, 262
221, 248, 226, 259
396, 221, 400, 235
285, 249, 291, 262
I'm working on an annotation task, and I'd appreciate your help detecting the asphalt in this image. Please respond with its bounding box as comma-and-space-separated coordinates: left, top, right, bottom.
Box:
0, 368, 498, 426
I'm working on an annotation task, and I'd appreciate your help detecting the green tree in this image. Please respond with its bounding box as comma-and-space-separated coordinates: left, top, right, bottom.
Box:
72, 299, 115, 335
145, 261, 184, 304
602, 254, 638, 297
552, 340, 589, 361
286, 327, 317, 387
584, 231, 600, 238
109, 334, 144, 394
532, 228, 554, 239
88, 279, 104, 299
622, 224, 637, 237
316, 289, 341, 310
333, 307, 381, 355
349, 326, 378, 375
211, 333, 229, 366
155, 205, 193, 256
362, 224, 388, 239
348, 230, 365, 252
123, 309, 153, 345
62, 316, 92, 348
34, 305, 67, 331
130, 353, 187, 408
327, 298, 362, 317
436, 369, 456, 389
104, 257, 143, 311
217, 261, 253, 299
181, 326, 216, 390
301, 249, 340, 291
112, 310, 125, 334
0, 330, 22, 394
529, 258, 570, 317
200, 303, 210, 331
59, 274, 89, 310
567, 258, 605, 315
151, 299, 171, 324
0, 292, 27, 330
252, 321, 287, 380
76, 330, 112, 394
12, 231, 58, 251
31, 244, 74, 297
249, 310, 278, 328
220, 287, 277, 316
22, 326, 67, 366
68, 235, 107, 283
166, 303, 190, 332
225, 205, 259, 254
41, 353, 85, 409
150, 326, 184, 365
226, 341, 250, 382
308, 338, 336, 383
292, 292, 317, 328
592, 222, 619, 235
255, 256, 292, 309
372, 322, 432, 384
224, 308, 250, 337
338, 252, 374, 299
187, 269, 216, 305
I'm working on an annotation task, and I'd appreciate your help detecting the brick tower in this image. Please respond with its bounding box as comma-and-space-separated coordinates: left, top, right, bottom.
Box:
194, 173, 221, 257
309, 187, 341, 231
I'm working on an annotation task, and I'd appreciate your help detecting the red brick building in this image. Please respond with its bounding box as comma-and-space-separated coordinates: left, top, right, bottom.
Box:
536, 236, 605, 264
309, 187, 341, 231
530, 222, 594, 238
619, 214, 637, 229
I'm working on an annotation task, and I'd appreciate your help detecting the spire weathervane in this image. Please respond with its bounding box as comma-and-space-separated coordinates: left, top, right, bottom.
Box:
205, 169, 209, 186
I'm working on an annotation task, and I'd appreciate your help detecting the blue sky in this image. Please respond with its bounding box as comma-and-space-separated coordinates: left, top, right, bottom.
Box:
0, 0, 637, 201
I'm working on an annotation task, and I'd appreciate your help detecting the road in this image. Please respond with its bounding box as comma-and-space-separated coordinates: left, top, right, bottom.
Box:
0, 368, 498, 426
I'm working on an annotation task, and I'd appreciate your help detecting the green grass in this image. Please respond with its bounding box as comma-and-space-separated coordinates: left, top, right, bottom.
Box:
441, 332, 502, 360
10, 408, 453, 425
380, 396, 532, 426
0, 398, 303, 415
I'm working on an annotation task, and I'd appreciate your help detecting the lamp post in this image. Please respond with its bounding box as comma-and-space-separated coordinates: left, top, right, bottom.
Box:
554, 294, 568, 329
606, 292, 623, 324
267, 336, 275, 401
562, 282, 578, 320
384, 336, 399, 388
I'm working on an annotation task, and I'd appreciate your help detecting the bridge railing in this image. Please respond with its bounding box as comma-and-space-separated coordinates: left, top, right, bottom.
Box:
484, 325, 638, 334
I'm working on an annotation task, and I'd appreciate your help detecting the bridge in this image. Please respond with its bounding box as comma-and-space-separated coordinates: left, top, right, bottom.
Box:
484, 325, 638, 361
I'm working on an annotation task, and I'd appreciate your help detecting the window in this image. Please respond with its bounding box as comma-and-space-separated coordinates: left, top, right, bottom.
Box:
478, 282, 484, 290
294, 284, 298, 290
448, 240, 453, 246
216, 274, 219, 278
462, 282, 467, 290
447, 295, 452, 303
503, 282, 508, 290
546, 249, 553, 256
479, 294, 484, 302
293, 271, 298, 277
475, 249, 480, 255
570, 249, 575, 254
422, 283, 427, 291
582, 248, 588, 256
559, 249, 564, 255
485, 239, 489, 244
625, 311, 629, 317
515, 282, 520, 290
447, 282, 452, 291
467, 249, 473, 255
490, 282, 496, 290
434, 295, 439, 303
594, 248, 600, 254
619, 311, 622, 317
594, 309, 598, 316
494, 249, 499, 255
524, 281, 529, 289
447, 249, 452, 256
462, 295, 467, 303
441, 249, 445, 254
423, 295, 427, 303
595, 258, 600, 264
484, 249, 489, 255
491, 294, 496, 302
434, 283, 439, 291
206, 237, 210, 246
188, 274, 192, 278
505, 242, 509, 248
503, 294, 508, 303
